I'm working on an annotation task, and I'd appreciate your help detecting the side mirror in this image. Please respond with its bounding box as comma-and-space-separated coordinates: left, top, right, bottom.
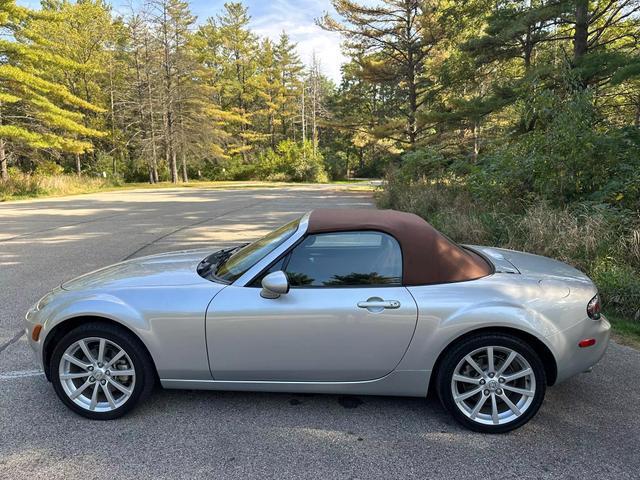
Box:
260, 271, 290, 299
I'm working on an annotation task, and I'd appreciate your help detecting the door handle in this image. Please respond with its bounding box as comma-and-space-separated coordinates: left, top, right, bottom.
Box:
357, 299, 401, 310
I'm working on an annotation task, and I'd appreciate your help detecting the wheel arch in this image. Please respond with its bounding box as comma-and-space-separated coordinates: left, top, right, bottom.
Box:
428, 326, 558, 395
42, 315, 159, 382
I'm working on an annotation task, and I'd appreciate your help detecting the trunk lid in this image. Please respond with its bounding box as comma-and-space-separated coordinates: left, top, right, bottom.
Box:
470, 246, 591, 282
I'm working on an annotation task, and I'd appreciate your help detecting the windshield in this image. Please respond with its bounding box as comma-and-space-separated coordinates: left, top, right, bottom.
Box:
213, 218, 300, 283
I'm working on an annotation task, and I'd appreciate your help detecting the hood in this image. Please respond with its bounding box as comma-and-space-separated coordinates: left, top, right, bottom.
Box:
471, 246, 591, 283
61, 249, 215, 291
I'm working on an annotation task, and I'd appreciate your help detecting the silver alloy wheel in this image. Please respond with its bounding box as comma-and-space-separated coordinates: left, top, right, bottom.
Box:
58, 337, 136, 412
451, 346, 536, 426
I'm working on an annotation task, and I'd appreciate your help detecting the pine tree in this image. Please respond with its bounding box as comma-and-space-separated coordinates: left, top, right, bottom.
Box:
120, 9, 162, 182
462, 0, 640, 86
319, 0, 441, 146
0, 0, 105, 180
254, 38, 280, 149
193, 16, 249, 164
274, 32, 304, 141
149, 0, 196, 183
463, 1, 573, 70
28, 0, 117, 174
209, 2, 266, 161
430, 0, 640, 157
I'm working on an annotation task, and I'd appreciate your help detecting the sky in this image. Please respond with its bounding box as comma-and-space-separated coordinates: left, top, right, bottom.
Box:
16, 0, 355, 83
192, 0, 348, 82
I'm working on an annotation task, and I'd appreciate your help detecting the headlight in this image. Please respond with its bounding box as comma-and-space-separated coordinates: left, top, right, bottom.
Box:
36, 289, 58, 311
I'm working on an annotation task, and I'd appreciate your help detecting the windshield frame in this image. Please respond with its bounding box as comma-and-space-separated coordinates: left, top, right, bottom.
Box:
209, 216, 306, 284
229, 212, 310, 287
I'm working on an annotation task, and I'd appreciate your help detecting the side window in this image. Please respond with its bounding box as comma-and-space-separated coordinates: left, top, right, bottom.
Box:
285, 231, 402, 287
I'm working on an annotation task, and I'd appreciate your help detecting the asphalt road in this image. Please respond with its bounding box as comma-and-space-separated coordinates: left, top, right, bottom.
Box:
0, 185, 638, 480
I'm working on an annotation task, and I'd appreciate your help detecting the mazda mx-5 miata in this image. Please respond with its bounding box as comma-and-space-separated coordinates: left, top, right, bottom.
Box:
24, 209, 610, 433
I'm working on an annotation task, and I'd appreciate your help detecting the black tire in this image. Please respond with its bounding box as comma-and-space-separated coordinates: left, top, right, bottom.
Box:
50, 321, 156, 420
436, 333, 546, 434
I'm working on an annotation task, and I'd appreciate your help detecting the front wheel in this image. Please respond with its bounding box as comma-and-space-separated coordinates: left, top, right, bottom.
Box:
50, 322, 155, 420
436, 333, 546, 433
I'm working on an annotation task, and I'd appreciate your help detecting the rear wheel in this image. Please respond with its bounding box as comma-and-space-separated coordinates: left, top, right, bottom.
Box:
436, 333, 546, 433
50, 322, 155, 420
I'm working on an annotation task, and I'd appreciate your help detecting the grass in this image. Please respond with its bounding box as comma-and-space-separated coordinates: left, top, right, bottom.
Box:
607, 312, 640, 349
0, 173, 116, 201
0, 174, 374, 202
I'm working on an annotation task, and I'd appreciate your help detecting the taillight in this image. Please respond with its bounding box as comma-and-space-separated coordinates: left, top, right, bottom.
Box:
587, 294, 601, 320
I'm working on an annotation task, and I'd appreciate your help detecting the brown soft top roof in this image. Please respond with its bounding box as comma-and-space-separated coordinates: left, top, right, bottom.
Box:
307, 209, 492, 286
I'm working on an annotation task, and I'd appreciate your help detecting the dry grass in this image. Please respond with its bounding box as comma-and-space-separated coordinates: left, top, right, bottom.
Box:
0, 172, 116, 201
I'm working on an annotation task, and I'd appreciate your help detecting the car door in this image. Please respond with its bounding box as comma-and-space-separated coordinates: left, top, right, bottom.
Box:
206, 231, 418, 382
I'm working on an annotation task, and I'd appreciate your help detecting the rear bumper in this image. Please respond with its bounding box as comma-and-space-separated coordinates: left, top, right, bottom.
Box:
547, 315, 611, 384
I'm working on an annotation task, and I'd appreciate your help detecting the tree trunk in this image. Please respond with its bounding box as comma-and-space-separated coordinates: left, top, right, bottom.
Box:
406, 72, 419, 145
345, 152, 349, 180
405, 3, 418, 146
161, 3, 177, 184
109, 67, 118, 175
0, 105, 6, 181
181, 152, 188, 183
148, 85, 159, 183
310, 55, 320, 157
151, 138, 159, 183
269, 113, 276, 149
144, 34, 160, 183
165, 98, 176, 183
167, 146, 178, 183
311, 70, 318, 157
574, 0, 589, 62
170, 149, 178, 183
75, 153, 81, 175
0, 138, 7, 181
301, 81, 306, 159
473, 120, 480, 162
133, 36, 154, 184
524, 30, 533, 69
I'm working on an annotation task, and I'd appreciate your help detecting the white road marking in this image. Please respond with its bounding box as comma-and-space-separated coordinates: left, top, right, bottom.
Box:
0, 369, 44, 380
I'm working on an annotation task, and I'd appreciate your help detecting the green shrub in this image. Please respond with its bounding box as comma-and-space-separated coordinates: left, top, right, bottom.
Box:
394, 147, 450, 182
591, 260, 640, 318
257, 140, 328, 182
468, 89, 640, 210
35, 161, 64, 176
377, 174, 640, 319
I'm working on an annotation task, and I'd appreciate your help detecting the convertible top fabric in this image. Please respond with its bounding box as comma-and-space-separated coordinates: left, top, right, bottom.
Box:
307, 209, 492, 286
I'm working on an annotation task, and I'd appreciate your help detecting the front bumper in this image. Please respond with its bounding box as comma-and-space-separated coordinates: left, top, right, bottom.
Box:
547, 315, 611, 384
24, 302, 46, 371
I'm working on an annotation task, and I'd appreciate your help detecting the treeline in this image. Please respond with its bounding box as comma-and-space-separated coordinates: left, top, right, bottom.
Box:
1, 0, 640, 193
1, 0, 332, 184
322, 0, 640, 207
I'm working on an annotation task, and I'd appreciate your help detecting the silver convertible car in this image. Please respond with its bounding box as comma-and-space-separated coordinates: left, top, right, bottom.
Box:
24, 209, 610, 433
